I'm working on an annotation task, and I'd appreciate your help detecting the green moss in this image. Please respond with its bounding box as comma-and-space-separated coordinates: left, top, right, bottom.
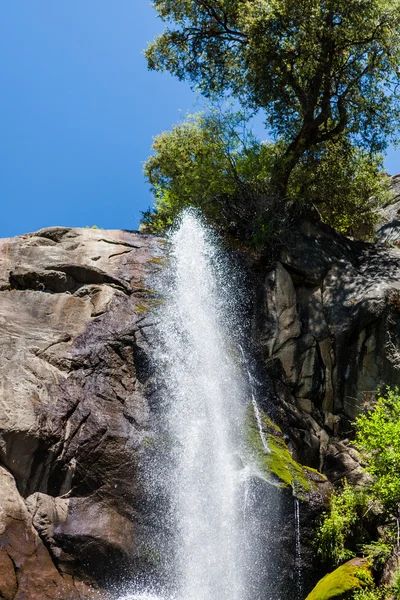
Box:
135, 302, 151, 314
305, 558, 373, 600
247, 406, 326, 497
134, 295, 165, 315
141, 436, 155, 449
140, 544, 161, 565
131, 284, 158, 294
148, 256, 166, 265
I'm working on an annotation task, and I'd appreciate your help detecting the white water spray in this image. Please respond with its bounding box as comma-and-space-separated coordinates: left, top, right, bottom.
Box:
119, 212, 293, 600
154, 212, 247, 600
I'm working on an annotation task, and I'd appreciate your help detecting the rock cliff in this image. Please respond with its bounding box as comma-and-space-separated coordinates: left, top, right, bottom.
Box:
256, 218, 400, 485
0, 226, 164, 599
1, 205, 400, 598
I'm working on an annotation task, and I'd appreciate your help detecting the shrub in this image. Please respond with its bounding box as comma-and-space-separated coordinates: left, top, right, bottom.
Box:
360, 541, 392, 566
317, 483, 368, 565
354, 387, 400, 510
352, 588, 388, 599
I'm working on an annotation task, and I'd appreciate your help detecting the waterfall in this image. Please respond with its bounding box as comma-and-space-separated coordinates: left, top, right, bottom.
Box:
159, 212, 247, 600
121, 212, 250, 600
119, 211, 298, 600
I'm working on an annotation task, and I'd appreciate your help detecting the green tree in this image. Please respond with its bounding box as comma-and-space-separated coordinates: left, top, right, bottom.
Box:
146, 0, 400, 198
142, 111, 389, 240
142, 110, 284, 244
288, 138, 390, 238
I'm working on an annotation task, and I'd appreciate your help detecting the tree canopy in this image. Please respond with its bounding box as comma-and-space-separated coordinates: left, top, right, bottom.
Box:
146, 0, 400, 196
142, 111, 280, 242
142, 110, 389, 241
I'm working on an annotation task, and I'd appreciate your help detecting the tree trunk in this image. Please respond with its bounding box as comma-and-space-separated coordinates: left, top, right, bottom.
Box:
269, 134, 309, 200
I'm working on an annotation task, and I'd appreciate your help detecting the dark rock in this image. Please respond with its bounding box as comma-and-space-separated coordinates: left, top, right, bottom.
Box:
254, 208, 400, 475
34, 227, 76, 242
323, 440, 372, 486
380, 548, 400, 586
376, 174, 400, 244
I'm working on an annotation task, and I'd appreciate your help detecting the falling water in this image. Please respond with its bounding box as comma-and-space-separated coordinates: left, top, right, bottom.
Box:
239, 346, 269, 454
294, 498, 303, 599
144, 212, 249, 600
119, 212, 297, 600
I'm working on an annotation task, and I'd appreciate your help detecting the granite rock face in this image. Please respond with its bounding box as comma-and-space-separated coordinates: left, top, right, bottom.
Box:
247, 205, 400, 595
0, 226, 164, 598
376, 173, 400, 244
256, 218, 400, 483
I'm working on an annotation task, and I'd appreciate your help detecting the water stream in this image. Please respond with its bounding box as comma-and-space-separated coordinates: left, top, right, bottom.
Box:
156, 212, 247, 600
239, 345, 269, 453
294, 498, 303, 599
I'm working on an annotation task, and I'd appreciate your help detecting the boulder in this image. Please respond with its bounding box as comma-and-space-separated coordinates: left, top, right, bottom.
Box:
305, 557, 373, 600
0, 465, 88, 599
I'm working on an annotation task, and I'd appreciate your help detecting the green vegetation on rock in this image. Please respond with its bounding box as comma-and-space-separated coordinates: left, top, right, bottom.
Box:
305, 558, 373, 600
317, 483, 369, 566
246, 404, 325, 497
352, 589, 389, 600
316, 388, 400, 599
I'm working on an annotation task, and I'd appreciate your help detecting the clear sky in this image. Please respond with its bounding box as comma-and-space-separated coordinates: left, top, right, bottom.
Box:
1, 1, 400, 238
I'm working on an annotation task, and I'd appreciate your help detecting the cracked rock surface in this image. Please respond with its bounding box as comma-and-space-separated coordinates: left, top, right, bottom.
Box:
0, 226, 164, 599
255, 217, 400, 482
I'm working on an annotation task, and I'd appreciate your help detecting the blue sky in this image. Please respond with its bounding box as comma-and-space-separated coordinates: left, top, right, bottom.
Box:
0, 1, 200, 237
1, 2, 400, 238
